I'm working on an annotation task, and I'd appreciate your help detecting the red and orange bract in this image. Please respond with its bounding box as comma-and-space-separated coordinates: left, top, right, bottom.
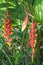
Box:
4, 18, 12, 46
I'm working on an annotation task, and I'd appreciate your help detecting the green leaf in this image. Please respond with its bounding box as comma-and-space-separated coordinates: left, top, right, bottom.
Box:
0, 43, 3, 50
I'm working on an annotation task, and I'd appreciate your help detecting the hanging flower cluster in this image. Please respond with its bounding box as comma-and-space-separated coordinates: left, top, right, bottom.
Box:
4, 18, 12, 46
28, 22, 37, 62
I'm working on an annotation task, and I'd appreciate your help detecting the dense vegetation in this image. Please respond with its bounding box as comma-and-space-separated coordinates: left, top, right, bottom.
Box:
0, 0, 43, 65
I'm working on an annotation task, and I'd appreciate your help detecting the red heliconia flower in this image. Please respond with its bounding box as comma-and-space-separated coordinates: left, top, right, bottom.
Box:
4, 18, 12, 46
28, 22, 37, 63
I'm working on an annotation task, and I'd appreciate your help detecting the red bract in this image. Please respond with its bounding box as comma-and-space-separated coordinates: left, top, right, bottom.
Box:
4, 33, 9, 37
7, 37, 11, 42
29, 22, 37, 48
4, 18, 12, 46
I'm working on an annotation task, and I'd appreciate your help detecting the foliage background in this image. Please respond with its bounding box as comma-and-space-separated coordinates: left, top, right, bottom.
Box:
0, 0, 43, 65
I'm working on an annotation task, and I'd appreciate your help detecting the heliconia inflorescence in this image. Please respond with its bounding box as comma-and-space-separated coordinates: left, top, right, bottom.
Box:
28, 22, 37, 63
3, 2, 12, 46
21, 7, 28, 31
